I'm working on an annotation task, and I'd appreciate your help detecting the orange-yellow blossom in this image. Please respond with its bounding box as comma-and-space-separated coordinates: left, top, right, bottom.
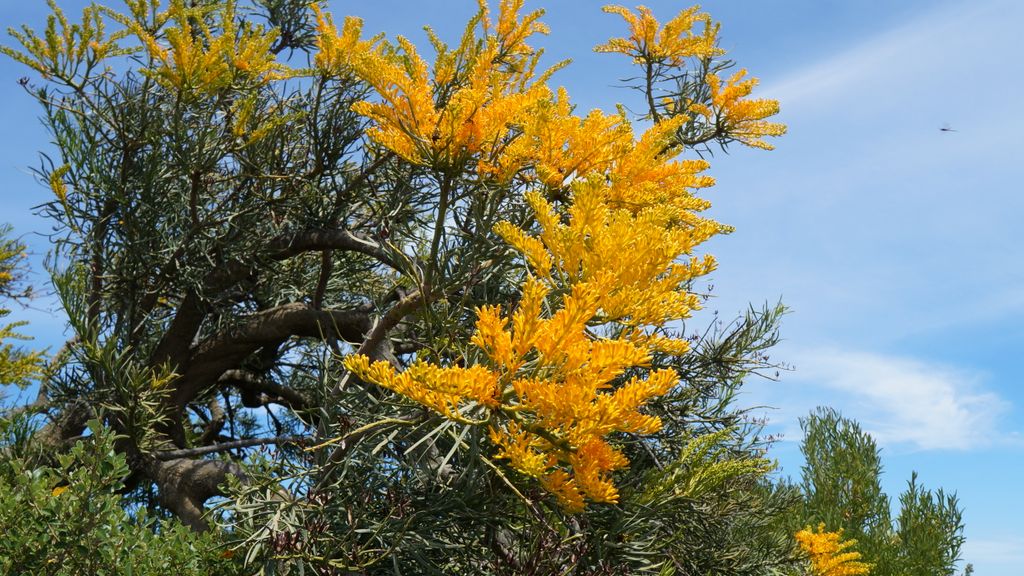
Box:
127, 0, 281, 96
490, 88, 633, 187
488, 421, 552, 478
540, 469, 585, 513
310, 6, 380, 74
604, 115, 715, 211
795, 524, 872, 576
344, 355, 500, 421
346, 277, 681, 509
0, 0, 133, 80
595, 5, 722, 65
316, 1, 556, 168
690, 68, 787, 149
341, 3, 782, 514
480, 0, 550, 58
498, 183, 718, 326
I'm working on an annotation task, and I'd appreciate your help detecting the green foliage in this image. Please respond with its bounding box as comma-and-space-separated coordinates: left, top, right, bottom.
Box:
254, 0, 325, 53
0, 419, 242, 575
792, 407, 966, 576
797, 407, 892, 567
617, 427, 797, 575
896, 472, 965, 576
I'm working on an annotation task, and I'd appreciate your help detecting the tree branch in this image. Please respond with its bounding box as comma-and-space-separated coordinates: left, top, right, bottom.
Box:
154, 436, 306, 460
356, 290, 423, 360
312, 250, 332, 309
170, 303, 371, 410
196, 398, 225, 446
269, 229, 400, 271
218, 368, 309, 411
148, 289, 207, 369
148, 457, 246, 531
329, 290, 424, 398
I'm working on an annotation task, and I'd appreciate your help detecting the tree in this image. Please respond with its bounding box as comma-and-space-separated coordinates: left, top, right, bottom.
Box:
792, 407, 967, 576
1, 0, 799, 573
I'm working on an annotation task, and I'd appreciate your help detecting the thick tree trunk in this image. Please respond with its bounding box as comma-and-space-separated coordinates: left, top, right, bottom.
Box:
149, 457, 246, 532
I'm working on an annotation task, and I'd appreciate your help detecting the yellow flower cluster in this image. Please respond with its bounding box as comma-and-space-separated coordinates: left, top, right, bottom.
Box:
310, 6, 379, 75
348, 129, 721, 511
795, 524, 872, 576
591, 6, 784, 150
0, 0, 132, 82
689, 69, 788, 150
339, 3, 784, 513
344, 355, 500, 422
486, 87, 631, 185
314, 0, 556, 168
488, 90, 716, 196
496, 183, 717, 328
594, 5, 722, 65
603, 114, 716, 209
48, 165, 70, 205
347, 276, 680, 511
127, 0, 282, 96
0, 233, 45, 388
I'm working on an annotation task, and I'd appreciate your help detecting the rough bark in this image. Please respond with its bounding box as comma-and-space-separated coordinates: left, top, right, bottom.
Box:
269, 228, 400, 271
149, 457, 247, 531
170, 303, 370, 410
218, 369, 309, 411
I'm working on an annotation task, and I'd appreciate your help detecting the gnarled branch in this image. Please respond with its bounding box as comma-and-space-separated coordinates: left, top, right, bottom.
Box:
149, 457, 246, 531
171, 302, 371, 409
154, 435, 306, 460
270, 229, 400, 271
218, 368, 309, 411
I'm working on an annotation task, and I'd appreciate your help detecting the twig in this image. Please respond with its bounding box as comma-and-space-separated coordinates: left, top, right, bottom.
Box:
154, 436, 306, 460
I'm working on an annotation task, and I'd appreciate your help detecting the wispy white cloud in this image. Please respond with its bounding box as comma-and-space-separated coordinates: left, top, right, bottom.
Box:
963, 536, 1024, 566
759, 0, 1007, 109
746, 347, 1010, 451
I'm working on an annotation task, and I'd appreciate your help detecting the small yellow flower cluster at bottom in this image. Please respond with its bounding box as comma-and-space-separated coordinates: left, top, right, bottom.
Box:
795, 523, 872, 576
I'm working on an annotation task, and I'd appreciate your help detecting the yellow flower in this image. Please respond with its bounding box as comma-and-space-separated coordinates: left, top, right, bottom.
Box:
499, 181, 718, 327
595, 5, 722, 65
703, 69, 787, 149
0, 0, 133, 82
484, 0, 550, 56
494, 222, 553, 276
510, 276, 548, 357
489, 422, 551, 478
127, 0, 282, 96
569, 438, 628, 503
605, 116, 716, 211
471, 305, 516, 370
497, 88, 633, 187
311, 6, 379, 74
795, 524, 872, 576
330, 1, 556, 170
541, 469, 584, 513
344, 355, 501, 420
48, 165, 70, 204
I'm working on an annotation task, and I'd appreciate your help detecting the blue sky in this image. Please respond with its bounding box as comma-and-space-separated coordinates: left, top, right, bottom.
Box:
2, 1, 1022, 572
